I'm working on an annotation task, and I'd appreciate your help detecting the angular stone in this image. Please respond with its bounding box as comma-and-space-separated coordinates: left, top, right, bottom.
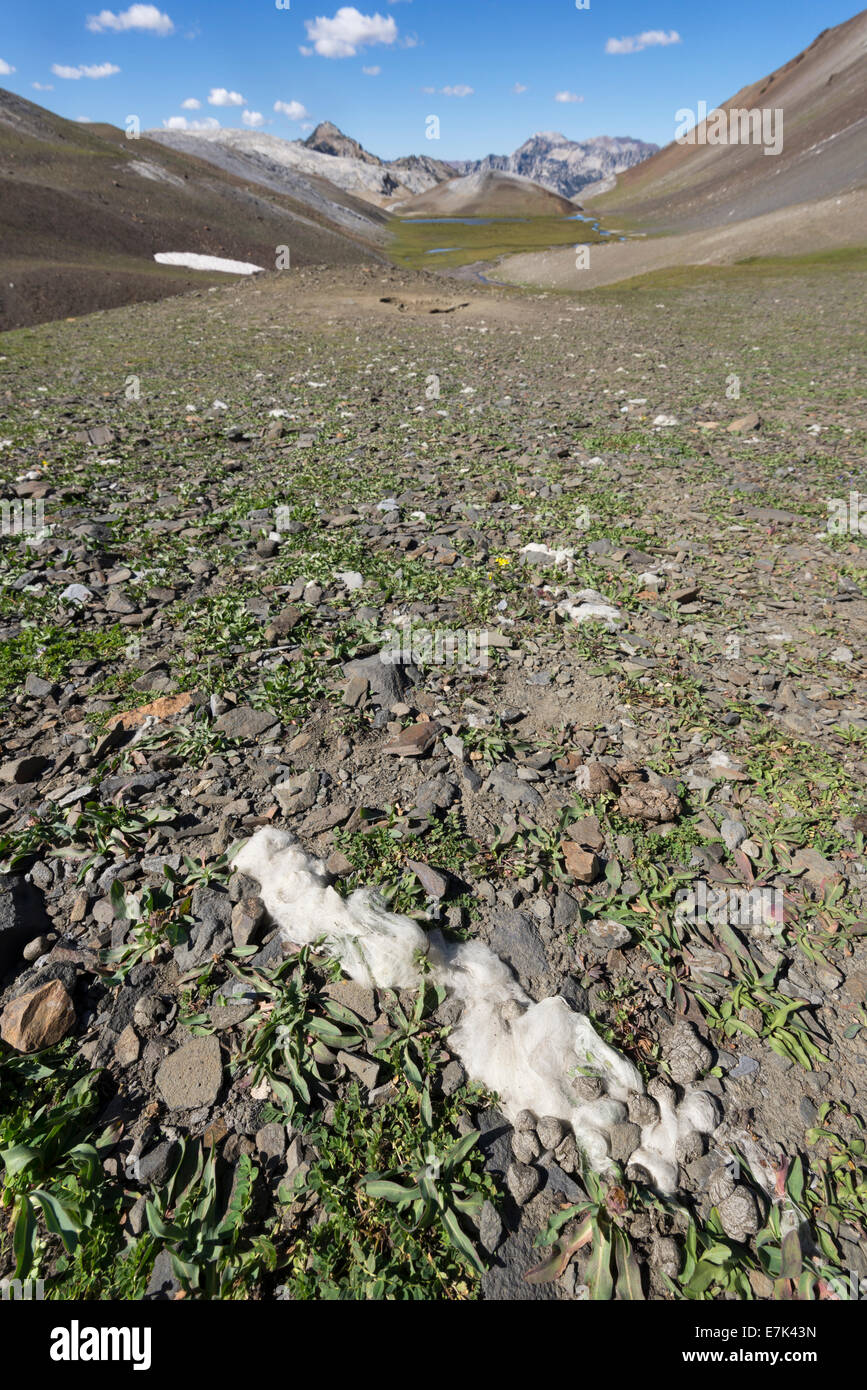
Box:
231, 895, 266, 948
324, 978, 378, 1023
0, 755, 51, 785
382, 722, 440, 758
115, 1023, 140, 1066
256, 1122, 287, 1161
574, 762, 617, 795
561, 842, 602, 883
275, 770, 320, 815
506, 1161, 542, 1206
567, 814, 606, 851
343, 652, 410, 710
213, 706, 280, 740
106, 691, 193, 732
264, 605, 303, 644
490, 908, 548, 981
0, 979, 76, 1052
405, 859, 449, 899
608, 1121, 642, 1165
586, 918, 631, 949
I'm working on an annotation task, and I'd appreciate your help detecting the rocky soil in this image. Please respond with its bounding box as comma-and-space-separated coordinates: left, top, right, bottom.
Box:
0, 256, 865, 1301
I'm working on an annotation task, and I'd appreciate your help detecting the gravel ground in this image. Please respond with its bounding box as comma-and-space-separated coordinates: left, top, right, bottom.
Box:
0, 255, 865, 1301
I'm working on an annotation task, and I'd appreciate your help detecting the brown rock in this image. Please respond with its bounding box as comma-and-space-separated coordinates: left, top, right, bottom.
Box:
231, 895, 266, 948
107, 691, 193, 732
383, 721, 440, 758
728, 413, 761, 434
264, 605, 303, 644
0, 979, 76, 1052
617, 785, 681, 824
574, 762, 617, 795
560, 841, 602, 883
115, 1023, 140, 1066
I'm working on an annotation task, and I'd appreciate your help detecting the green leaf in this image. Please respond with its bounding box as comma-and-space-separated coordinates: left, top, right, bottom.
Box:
441, 1205, 485, 1274
362, 1177, 418, 1205
780, 1226, 802, 1282
786, 1155, 805, 1206
31, 1189, 82, 1251
443, 1129, 480, 1171
420, 1086, 433, 1131
613, 1227, 644, 1300
13, 1195, 36, 1280
587, 1230, 614, 1300
145, 1200, 182, 1242
0, 1144, 40, 1177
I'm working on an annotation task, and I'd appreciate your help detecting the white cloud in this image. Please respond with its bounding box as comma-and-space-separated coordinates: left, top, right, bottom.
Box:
75, 116, 93, 122
274, 99, 308, 120
441, 84, 473, 97
52, 62, 121, 79
554, 90, 583, 103
299, 45, 313, 56
0, 58, 16, 76
242, 109, 264, 127
304, 7, 397, 59
605, 29, 681, 55
162, 114, 219, 130
362, 65, 380, 75
421, 85, 435, 94
86, 5, 174, 34
208, 87, 244, 106
33, 82, 54, 90
181, 96, 200, 109
512, 82, 527, 94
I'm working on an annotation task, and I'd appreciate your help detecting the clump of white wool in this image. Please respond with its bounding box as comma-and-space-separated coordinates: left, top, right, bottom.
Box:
233, 828, 717, 1192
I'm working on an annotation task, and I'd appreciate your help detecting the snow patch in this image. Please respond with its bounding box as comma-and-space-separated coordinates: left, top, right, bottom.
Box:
154, 252, 265, 275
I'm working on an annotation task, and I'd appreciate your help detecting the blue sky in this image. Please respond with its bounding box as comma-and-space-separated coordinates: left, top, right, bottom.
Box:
0, 1, 860, 158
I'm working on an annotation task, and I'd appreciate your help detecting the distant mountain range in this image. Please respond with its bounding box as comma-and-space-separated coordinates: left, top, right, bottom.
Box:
150, 122, 658, 208
452, 132, 659, 198
150, 121, 456, 206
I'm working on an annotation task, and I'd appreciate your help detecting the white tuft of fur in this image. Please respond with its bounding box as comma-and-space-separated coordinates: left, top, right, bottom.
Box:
233, 828, 716, 1193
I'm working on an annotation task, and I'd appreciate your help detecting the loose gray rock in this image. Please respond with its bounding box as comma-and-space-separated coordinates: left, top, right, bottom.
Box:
707, 1167, 737, 1207
627, 1090, 659, 1126
536, 1116, 567, 1151
478, 1199, 504, 1255
667, 1021, 713, 1084
506, 1161, 543, 1206
511, 1129, 541, 1164
608, 1121, 642, 1165
156, 1035, 223, 1110
213, 706, 279, 740
717, 1185, 761, 1242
